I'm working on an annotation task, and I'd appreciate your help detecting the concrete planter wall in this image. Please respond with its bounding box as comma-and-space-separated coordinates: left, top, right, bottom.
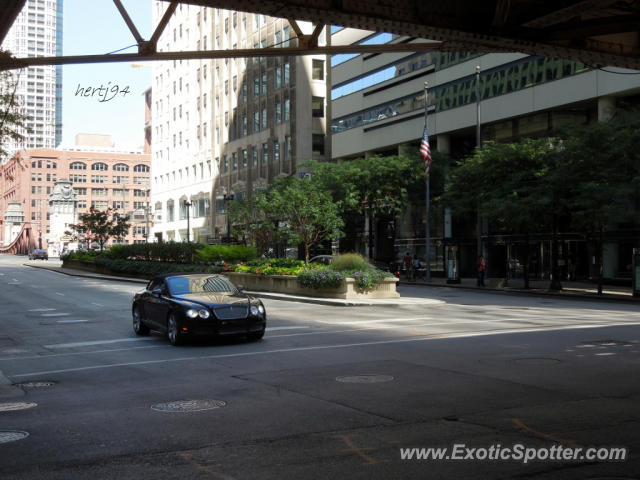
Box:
62, 259, 151, 280
225, 272, 399, 299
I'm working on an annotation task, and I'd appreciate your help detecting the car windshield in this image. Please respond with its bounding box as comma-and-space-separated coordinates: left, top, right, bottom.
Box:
166, 275, 237, 295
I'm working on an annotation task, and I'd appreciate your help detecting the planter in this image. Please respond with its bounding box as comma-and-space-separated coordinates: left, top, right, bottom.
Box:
225, 272, 399, 299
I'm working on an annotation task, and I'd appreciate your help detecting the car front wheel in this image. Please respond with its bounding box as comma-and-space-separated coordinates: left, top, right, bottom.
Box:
132, 305, 150, 335
167, 313, 182, 346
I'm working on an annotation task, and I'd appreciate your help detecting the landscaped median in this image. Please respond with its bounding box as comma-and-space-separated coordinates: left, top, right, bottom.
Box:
60, 244, 399, 299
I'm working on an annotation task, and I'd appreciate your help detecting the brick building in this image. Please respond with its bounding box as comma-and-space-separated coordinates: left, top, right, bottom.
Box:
0, 138, 151, 252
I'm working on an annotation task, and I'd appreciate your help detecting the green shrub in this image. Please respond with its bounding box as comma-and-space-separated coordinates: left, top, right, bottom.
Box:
101, 242, 205, 263
94, 258, 223, 276
297, 268, 345, 289
195, 244, 258, 264
330, 253, 370, 272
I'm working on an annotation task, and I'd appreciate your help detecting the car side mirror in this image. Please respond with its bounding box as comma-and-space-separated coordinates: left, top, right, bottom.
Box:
152, 287, 163, 296
236, 285, 244, 292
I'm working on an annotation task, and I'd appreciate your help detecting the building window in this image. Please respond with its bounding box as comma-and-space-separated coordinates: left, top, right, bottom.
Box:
261, 107, 267, 130
167, 202, 174, 222
252, 147, 258, 167
113, 163, 129, 172
261, 73, 267, 94
223, 155, 228, 173
283, 26, 290, 47
262, 143, 268, 165
312, 134, 325, 155
134, 164, 149, 173
275, 102, 282, 124
285, 135, 292, 159
253, 111, 260, 132
312, 96, 324, 117
284, 62, 290, 84
241, 115, 247, 136
70, 161, 86, 170
91, 175, 108, 183
284, 99, 290, 121
91, 188, 108, 196
275, 68, 281, 88
241, 149, 248, 169
232, 152, 238, 171
273, 139, 280, 163
312, 59, 324, 80
91, 162, 108, 171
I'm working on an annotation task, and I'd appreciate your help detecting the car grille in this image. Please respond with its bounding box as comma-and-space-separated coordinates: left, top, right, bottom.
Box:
214, 305, 248, 320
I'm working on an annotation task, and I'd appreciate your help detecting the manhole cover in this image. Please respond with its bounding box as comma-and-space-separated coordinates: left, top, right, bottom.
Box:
151, 399, 226, 412
581, 340, 634, 347
0, 402, 38, 412
336, 375, 394, 384
513, 358, 561, 366
13, 381, 55, 389
0, 430, 29, 444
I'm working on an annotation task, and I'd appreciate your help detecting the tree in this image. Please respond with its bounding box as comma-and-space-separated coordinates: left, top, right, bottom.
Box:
261, 176, 343, 263
305, 153, 432, 259
557, 110, 640, 293
0, 69, 30, 162
443, 139, 556, 288
68, 207, 131, 251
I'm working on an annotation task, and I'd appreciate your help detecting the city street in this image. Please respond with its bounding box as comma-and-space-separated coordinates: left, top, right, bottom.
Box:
1, 254, 639, 479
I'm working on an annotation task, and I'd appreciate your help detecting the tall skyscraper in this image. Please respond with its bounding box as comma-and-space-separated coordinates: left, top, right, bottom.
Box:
1, 0, 63, 159
150, 3, 329, 243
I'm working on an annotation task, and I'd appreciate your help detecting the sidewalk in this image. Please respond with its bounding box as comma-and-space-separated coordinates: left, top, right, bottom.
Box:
25, 263, 639, 305
400, 275, 639, 303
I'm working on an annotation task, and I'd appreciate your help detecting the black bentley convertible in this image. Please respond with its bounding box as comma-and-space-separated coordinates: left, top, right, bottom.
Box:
132, 273, 266, 345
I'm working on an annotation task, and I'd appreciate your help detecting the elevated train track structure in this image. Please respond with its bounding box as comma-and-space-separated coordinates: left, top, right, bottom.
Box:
1, 1, 639, 71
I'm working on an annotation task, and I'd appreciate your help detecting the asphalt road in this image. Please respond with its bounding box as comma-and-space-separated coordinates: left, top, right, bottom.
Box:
1, 254, 639, 479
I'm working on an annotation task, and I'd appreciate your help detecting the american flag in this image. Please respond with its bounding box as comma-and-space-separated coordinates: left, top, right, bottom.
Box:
420, 125, 432, 178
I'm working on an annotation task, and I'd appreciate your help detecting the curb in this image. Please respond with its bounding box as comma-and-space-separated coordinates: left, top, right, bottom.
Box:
24, 264, 148, 284
246, 291, 445, 307
399, 280, 639, 304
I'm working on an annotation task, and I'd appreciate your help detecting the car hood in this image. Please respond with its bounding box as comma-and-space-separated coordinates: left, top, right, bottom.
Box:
172, 292, 250, 308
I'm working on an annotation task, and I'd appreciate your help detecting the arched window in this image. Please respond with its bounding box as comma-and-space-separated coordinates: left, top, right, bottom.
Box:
92, 162, 108, 171
70, 162, 87, 170
134, 164, 150, 172
113, 163, 129, 172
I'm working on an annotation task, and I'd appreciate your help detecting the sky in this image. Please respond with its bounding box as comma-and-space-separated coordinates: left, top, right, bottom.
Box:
61, 0, 152, 150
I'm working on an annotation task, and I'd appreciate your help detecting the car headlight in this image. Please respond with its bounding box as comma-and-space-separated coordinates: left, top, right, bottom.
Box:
186, 308, 210, 319
250, 304, 265, 316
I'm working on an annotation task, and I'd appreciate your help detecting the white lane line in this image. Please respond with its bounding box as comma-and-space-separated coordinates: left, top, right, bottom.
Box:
55, 292, 65, 296
29, 308, 56, 312
12, 278, 19, 282
267, 326, 310, 331
41, 313, 70, 317
0, 344, 166, 362
57, 319, 89, 324
44, 337, 156, 349
91, 303, 104, 307
15, 321, 640, 378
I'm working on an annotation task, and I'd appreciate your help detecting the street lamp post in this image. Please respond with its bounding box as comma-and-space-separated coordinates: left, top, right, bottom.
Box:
184, 200, 192, 243
145, 189, 151, 243
223, 194, 234, 244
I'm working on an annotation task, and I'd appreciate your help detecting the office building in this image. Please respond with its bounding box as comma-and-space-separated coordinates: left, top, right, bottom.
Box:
150, 3, 329, 243
0, 0, 63, 159
331, 28, 640, 280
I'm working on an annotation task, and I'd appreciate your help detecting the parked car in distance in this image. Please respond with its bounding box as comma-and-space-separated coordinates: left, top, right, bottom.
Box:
132, 273, 266, 346
28, 249, 48, 260
309, 255, 335, 265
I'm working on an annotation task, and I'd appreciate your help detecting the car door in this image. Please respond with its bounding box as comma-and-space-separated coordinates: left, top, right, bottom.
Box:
143, 280, 173, 331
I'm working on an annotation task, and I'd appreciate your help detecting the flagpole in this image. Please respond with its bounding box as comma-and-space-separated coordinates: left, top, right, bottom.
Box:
424, 81, 431, 282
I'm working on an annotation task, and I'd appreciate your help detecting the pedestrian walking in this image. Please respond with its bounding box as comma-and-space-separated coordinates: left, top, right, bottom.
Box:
403, 252, 412, 279
412, 254, 421, 281
477, 255, 486, 286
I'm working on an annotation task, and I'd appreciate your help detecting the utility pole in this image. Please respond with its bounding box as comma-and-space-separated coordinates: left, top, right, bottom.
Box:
185, 200, 192, 243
